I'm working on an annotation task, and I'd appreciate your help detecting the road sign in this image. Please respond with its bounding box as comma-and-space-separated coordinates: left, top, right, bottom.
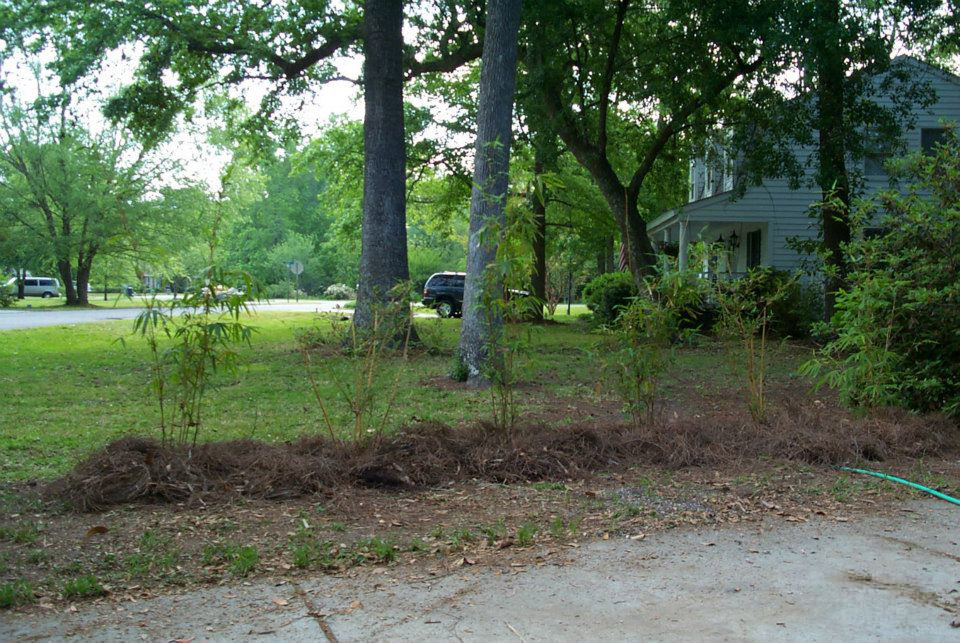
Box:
288, 260, 304, 275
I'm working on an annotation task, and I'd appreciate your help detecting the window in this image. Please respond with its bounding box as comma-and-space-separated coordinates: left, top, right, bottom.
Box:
24, 279, 37, 286
746, 230, 762, 269
864, 129, 894, 176
921, 128, 947, 155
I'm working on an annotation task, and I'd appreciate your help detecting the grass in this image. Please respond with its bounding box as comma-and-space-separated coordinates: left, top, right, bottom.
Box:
0, 579, 34, 607
201, 542, 259, 577
0, 309, 810, 481
61, 574, 106, 600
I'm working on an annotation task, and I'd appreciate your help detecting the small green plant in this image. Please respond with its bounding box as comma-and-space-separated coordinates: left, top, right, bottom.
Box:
531, 481, 566, 492
479, 520, 506, 546
549, 516, 580, 540
713, 268, 794, 423
329, 521, 347, 533
133, 266, 257, 447
830, 475, 854, 503
359, 537, 397, 563
0, 523, 39, 545
0, 580, 34, 608
62, 575, 106, 600
449, 527, 475, 549
450, 354, 469, 383
299, 282, 413, 445
515, 523, 538, 547
229, 546, 259, 577
406, 538, 428, 553
602, 268, 702, 426
27, 549, 47, 565
0, 287, 14, 308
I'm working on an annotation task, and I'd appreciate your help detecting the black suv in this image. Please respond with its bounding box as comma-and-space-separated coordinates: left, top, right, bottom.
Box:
422, 272, 465, 318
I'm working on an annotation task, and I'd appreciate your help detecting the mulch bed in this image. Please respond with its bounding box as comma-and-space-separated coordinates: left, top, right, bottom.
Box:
48, 401, 958, 512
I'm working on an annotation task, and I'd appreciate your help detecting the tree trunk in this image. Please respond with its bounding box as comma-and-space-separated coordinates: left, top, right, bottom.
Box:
354, 0, 414, 337
530, 156, 546, 322
16, 268, 25, 299
458, 0, 523, 382
58, 260, 78, 305
76, 254, 94, 306
604, 235, 615, 273
815, 0, 851, 321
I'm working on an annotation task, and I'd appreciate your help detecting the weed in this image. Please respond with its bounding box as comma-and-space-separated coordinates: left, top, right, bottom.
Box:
431, 525, 445, 540
516, 523, 538, 547
407, 538, 428, 553
229, 546, 259, 577
359, 537, 397, 564
26, 549, 47, 565
831, 475, 853, 503
531, 481, 566, 492
549, 516, 580, 540
291, 544, 313, 569
0, 580, 34, 608
449, 527, 475, 549
479, 520, 506, 546
330, 521, 347, 533
62, 575, 106, 600
0, 523, 39, 545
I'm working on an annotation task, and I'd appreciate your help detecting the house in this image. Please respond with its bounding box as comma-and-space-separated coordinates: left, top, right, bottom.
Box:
647, 57, 960, 276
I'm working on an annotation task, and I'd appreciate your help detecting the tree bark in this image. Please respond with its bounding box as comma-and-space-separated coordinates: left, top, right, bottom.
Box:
354, 0, 414, 336
57, 260, 78, 305
458, 0, 523, 382
814, 0, 850, 321
530, 155, 547, 322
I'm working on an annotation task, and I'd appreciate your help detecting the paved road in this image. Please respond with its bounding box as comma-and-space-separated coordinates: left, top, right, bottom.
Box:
0, 301, 354, 331
2, 499, 957, 641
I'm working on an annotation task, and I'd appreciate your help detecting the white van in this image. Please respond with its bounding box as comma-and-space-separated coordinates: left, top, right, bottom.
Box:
21, 277, 61, 298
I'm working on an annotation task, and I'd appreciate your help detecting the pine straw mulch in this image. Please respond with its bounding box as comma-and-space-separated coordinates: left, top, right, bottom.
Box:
47, 399, 959, 512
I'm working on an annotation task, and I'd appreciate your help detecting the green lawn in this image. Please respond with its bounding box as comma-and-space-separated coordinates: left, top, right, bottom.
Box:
0, 309, 806, 481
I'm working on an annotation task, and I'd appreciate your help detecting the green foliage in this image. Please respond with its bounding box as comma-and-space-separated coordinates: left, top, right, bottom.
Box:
718, 267, 819, 339
0, 523, 39, 544
801, 131, 960, 417
62, 575, 106, 600
582, 272, 637, 325
0, 580, 35, 608
0, 287, 13, 308
713, 268, 795, 423
202, 542, 259, 577
515, 523, 538, 547
602, 268, 702, 425
134, 267, 258, 446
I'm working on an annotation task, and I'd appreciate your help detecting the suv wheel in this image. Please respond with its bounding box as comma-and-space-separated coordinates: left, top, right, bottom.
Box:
42, 292, 53, 298
436, 300, 453, 318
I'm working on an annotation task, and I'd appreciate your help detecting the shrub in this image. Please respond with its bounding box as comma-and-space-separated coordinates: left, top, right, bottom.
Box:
0, 286, 13, 308
801, 129, 960, 417
582, 272, 637, 325
324, 283, 355, 299
718, 267, 819, 338
265, 282, 295, 299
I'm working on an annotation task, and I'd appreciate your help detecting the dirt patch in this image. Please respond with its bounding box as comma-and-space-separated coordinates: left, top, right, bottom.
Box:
48, 403, 958, 512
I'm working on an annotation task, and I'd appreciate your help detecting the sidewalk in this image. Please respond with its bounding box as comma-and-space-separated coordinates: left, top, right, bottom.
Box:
2, 499, 957, 641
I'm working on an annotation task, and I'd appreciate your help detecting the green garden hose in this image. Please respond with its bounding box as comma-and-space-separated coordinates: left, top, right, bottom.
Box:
837, 466, 960, 507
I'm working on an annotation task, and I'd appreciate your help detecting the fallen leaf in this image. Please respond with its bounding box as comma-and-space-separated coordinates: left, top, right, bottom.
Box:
350, 600, 363, 610
272, 598, 289, 607
84, 525, 109, 541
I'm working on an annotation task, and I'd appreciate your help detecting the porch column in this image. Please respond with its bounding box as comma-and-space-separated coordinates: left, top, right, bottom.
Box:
678, 220, 689, 271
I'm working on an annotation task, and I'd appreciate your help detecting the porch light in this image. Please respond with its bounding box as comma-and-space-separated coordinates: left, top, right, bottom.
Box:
727, 230, 740, 251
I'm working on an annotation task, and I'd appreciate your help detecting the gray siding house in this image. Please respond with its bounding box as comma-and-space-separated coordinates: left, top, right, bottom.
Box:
648, 57, 960, 275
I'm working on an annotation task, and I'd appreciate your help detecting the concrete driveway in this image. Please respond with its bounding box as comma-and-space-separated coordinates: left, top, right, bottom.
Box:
2, 499, 957, 641
0, 301, 354, 331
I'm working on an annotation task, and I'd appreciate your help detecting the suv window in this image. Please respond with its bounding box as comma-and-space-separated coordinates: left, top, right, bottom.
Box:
39, 279, 55, 286
24, 279, 38, 286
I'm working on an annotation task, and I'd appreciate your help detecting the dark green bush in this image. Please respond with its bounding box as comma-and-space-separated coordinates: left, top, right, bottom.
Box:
801, 129, 960, 417
718, 267, 819, 338
583, 272, 637, 325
